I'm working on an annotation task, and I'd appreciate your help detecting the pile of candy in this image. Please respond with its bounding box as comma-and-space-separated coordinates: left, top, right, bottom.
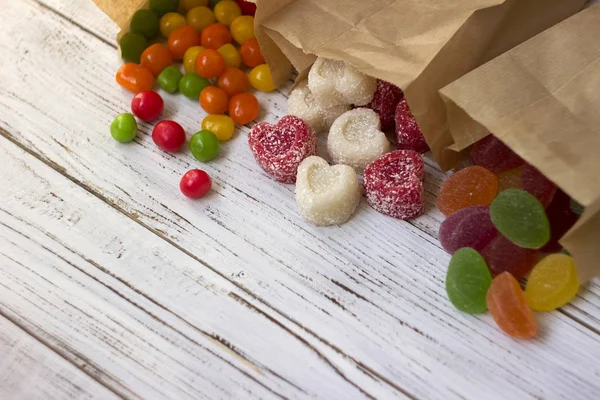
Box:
440, 135, 584, 338
110, 0, 272, 198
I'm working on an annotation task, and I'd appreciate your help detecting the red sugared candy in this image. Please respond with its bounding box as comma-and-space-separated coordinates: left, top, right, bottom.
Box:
152, 120, 186, 152
248, 115, 317, 183
541, 189, 580, 253
180, 169, 212, 198
438, 206, 498, 254
471, 134, 524, 173
481, 235, 540, 280
520, 164, 557, 208
395, 98, 429, 153
131, 91, 164, 122
366, 80, 404, 131
364, 150, 425, 220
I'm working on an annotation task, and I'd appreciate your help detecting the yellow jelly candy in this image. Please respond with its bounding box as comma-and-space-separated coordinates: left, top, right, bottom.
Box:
217, 43, 241, 68
525, 254, 579, 311
183, 46, 205, 73
202, 115, 235, 141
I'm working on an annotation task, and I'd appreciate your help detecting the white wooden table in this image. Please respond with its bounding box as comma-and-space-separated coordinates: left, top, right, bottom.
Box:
1, 1, 600, 399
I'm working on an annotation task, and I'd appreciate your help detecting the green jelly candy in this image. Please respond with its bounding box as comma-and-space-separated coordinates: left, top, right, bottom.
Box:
179, 73, 210, 100
190, 130, 219, 162
570, 198, 584, 215
110, 113, 138, 143
149, 0, 180, 16
490, 189, 550, 249
119, 32, 147, 63
158, 65, 183, 93
130, 9, 160, 39
446, 248, 492, 314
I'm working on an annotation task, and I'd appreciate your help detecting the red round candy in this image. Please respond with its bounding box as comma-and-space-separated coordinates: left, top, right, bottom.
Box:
471, 134, 524, 173
481, 235, 540, 280
152, 120, 186, 152
366, 80, 404, 131
520, 164, 557, 208
131, 91, 164, 122
236, 0, 256, 16
180, 169, 212, 198
395, 98, 429, 153
438, 206, 498, 254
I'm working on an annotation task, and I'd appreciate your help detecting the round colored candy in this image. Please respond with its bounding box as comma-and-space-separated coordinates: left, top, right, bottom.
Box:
217, 43, 242, 68
437, 166, 498, 216
194, 48, 225, 78
181, 0, 209, 12
438, 206, 497, 254
110, 113, 138, 143
202, 115, 235, 141
520, 164, 557, 208
152, 120, 186, 152
230, 15, 254, 44
183, 46, 206, 73
179, 73, 210, 99
116, 63, 155, 93
168, 26, 201, 60
445, 248, 492, 314
214, 0, 241, 25
140, 43, 173, 76
201, 23, 233, 49
131, 91, 164, 122
217, 67, 249, 96
190, 130, 220, 162
471, 134, 524, 173
525, 254, 579, 311
240, 38, 265, 68
150, 0, 180, 16
487, 272, 537, 339
490, 189, 550, 249
249, 64, 276, 92
119, 32, 147, 63
160, 12, 187, 38
200, 86, 229, 115
157, 65, 183, 93
180, 169, 212, 198
130, 9, 160, 39
395, 98, 429, 153
229, 92, 260, 125
187, 6, 216, 32
366, 80, 403, 132
481, 235, 540, 280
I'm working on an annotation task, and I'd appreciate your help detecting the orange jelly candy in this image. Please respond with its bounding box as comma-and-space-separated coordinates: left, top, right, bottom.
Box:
437, 166, 498, 216
116, 63, 154, 93
486, 272, 537, 339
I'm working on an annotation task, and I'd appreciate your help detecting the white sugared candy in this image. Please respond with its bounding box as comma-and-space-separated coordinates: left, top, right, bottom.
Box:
287, 80, 351, 133
327, 108, 390, 170
295, 156, 361, 226
308, 57, 377, 107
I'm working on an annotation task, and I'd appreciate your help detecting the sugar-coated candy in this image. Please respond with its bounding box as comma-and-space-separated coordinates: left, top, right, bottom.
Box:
363, 150, 425, 220
496, 167, 522, 192
308, 57, 377, 107
541, 190, 580, 253
395, 98, 429, 153
525, 254, 579, 312
295, 156, 361, 226
287, 80, 351, 133
490, 189, 550, 249
487, 272, 537, 339
248, 115, 317, 183
471, 134, 524, 173
327, 109, 390, 170
570, 198, 584, 215
437, 166, 498, 216
438, 206, 497, 254
445, 248, 492, 314
520, 164, 557, 208
366, 80, 404, 131
481, 235, 540, 280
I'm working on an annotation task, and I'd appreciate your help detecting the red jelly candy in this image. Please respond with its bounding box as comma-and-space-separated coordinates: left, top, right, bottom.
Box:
364, 150, 425, 220
481, 235, 540, 280
520, 164, 557, 208
395, 98, 429, 153
541, 190, 579, 253
438, 206, 498, 254
471, 135, 524, 173
248, 115, 317, 183
366, 80, 404, 131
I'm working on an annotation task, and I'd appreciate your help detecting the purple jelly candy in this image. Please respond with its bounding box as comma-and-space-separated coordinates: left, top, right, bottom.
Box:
520, 164, 557, 208
481, 235, 540, 280
471, 135, 524, 173
438, 206, 498, 254
541, 189, 580, 253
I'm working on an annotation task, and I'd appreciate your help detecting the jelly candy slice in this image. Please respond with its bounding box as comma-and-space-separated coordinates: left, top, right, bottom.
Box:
248, 115, 317, 184
395, 98, 429, 153
366, 80, 404, 131
481, 235, 540, 280
490, 189, 550, 249
487, 272, 537, 339
525, 254, 579, 311
445, 248, 492, 314
541, 190, 579, 253
438, 206, 497, 254
437, 166, 498, 216
471, 134, 524, 173
496, 167, 522, 192
520, 164, 557, 208
364, 150, 425, 220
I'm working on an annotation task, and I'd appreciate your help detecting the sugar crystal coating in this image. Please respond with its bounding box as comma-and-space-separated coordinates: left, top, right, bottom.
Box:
395, 98, 429, 153
437, 166, 498, 216
366, 80, 404, 131
295, 156, 361, 226
308, 57, 377, 108
287, 79, 351, 133
525, 254, 579, 312
248, 115, 317, 184
520, 164, 557, 208
445, 248, 492, 314
327, 108, 390, 170
471, 134, 524, 173
481, 235, 540, 280
438, 206, 498, 254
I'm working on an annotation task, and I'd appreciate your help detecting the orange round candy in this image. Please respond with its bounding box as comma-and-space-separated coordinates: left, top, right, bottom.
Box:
437, 166, 498, 216
200, 86, 229, 115
194, 49, 225, 78
217, 67, 249, 96
240, 38, 265, 68
140, 44, 173, 76
487, 272, 537, 339
201, 23, 233, 49
229, 92, 259, 125
116, 63, 155, 93
168, 26, 201, 60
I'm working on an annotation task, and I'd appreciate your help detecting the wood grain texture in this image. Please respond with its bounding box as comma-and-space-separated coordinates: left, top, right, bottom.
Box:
0, 0, 599, 398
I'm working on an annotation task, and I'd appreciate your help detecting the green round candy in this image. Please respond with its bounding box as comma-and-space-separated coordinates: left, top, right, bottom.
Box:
570, 198, 584, 215
158, 65, 184, 93
149, 0, 180, 16
179, 73, 211, 99
110, 113, 138, 143
490, 189, 550, 249
190, 130, 220, 162
119, 32, 147, 63
130, 9, 160, 39
446, 248, 492, 314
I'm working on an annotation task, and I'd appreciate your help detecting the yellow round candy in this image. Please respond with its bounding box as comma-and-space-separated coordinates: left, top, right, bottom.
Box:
186, 6, 216, 32
214, 0, 241, 26
160, 12, 187, 38
525, 254, 579, 311
249, 64, 275, 92
230, 15, 255, 44
180, 0, 209, 12
183, 46, 206, 73
202, 115, 235, 141
217, 44, 241, 68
